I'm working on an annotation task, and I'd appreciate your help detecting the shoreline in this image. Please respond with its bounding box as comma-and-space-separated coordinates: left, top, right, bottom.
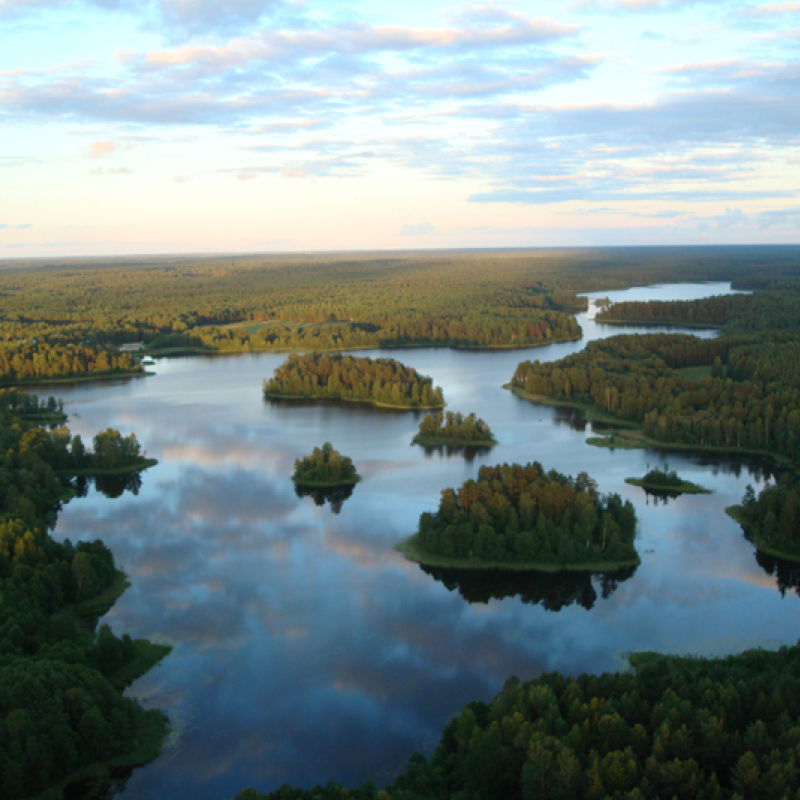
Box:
56, 458, 159, 478
625, 477, 711, 495
412, 434, 496, 448
396, 536, 640, 574
726, 506, 800, 565
265, 392, 445, 411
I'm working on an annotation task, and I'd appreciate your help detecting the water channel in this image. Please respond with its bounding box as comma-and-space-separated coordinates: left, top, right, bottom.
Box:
48, 282, 800, 799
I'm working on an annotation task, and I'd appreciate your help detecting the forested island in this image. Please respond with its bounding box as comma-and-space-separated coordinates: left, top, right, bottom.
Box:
398, 462, 638, 572
730, 478, 800, 562
292, 443, 360, 488
235, 643, 800, 800
625, 466, 710, 496
264, 353, 445, 409
0, 389, 168, 799
412, 411, 496, 447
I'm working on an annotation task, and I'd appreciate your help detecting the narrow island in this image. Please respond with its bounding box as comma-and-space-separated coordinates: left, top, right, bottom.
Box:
263, 353, 445, 409
292, 442, 360, 489
729, 478, 800, 563
412, 411, 496, 447
625, 465, 710, 495
397, 461, 638, 572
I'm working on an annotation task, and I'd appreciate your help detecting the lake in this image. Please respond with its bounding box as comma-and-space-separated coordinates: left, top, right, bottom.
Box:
49, 282, 800, 799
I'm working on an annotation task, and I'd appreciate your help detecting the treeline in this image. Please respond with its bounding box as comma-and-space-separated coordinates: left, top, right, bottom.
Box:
413, 412, 495, 446
0, 341, 142, 384
511, 332, 800, 462
236, 644, 800, 800
264, 353, 445, 409
0, 391, 167, 798
6, 247, 799, 376
595, 290, 800, 335
293, 443, 359, 487
410, 462, 637, 568
734, 477, 800, 561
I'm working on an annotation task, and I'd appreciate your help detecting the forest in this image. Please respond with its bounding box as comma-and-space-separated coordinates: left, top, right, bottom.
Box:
401, 462, 638, 571
234, 643, 800, 800
0, 389, 167, 799
412, 412, 496, 447
732, 477, 800, 562
292, 443, 360, 488
264, 353, 445, 409
4, 247, 800, 800
510, 327, 800, 464
3, 246, 799, 385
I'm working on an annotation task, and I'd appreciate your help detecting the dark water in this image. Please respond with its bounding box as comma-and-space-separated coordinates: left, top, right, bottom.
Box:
48, 282, 800, 800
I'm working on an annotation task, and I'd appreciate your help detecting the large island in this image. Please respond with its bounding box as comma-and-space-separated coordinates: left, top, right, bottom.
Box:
264, 353, 445, 409
398, 461, 638, 572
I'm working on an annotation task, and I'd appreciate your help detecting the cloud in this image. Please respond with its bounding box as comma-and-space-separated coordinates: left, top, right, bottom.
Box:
399, 222, 435, 236
716, 207, 747, 227
89, 140, 117, 158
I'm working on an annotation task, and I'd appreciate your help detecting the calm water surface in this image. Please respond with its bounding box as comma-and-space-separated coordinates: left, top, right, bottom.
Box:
49, 283, 800, 799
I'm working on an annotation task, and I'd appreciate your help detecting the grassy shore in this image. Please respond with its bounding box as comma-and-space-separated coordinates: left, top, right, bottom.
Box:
505, 385, 638, 427
625, 476, 711, 494
594, 318, 723, 329
69, 569, 131, 621
264, 392, 445, 411
2, 369, 150, 387
587, 428, 794, 466
396, 535, 640, 574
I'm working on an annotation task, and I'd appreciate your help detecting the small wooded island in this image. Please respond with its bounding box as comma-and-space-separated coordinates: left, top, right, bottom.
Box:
398, 462, 638, 572
730, 477, 800, 562
625, 465, 710, 495
263, 353, 445, 409
292, 443, 360, 488
412, 411, 496, 447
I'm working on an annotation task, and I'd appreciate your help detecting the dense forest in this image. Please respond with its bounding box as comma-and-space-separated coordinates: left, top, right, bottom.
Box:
511, 328, 800, 463
234, 643, 800, 800
0, 389, 167, 799
3, 247, 799, 383
264, 353, 445, 409
732, 477, 800, 562
412, 412, 496, 447
402, 462, 638, 570
292, 443, 360, 488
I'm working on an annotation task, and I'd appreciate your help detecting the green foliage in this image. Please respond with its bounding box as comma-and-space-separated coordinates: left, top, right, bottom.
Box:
511, 328, 800, 463
411, 462, 638, 568
0, 396, 168, 797
736, 476, 800, 560
232, 644, 800, 800
413, 412, 495, 445
640, 466, 684, 489
293, 443, 360, 487
264, 353, 445, 409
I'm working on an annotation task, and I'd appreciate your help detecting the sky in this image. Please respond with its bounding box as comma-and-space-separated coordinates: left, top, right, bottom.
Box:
1, 0, 799, 256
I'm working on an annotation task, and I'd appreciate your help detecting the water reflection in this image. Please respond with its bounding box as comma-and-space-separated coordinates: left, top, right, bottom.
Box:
416, 443, 495, 462
42, 282, 800, 800
420, 564, 637, 610
294, 484, 355, 514
642, 489, 682, 506
61, 472, 144, 500
755, 551, 800, 598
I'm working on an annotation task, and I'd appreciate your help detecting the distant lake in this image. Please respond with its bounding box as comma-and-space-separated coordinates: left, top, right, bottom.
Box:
50, 282, 799, 799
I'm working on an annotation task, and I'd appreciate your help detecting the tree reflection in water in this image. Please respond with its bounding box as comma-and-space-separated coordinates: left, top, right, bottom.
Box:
754, 550, 800, 598
420, 564, 637, 611
294, 484, 354, 514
